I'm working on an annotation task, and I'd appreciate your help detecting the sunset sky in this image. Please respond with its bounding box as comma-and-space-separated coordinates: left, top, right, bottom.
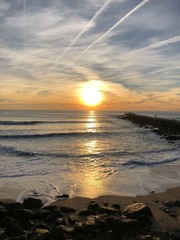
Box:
0, 0, 179, 111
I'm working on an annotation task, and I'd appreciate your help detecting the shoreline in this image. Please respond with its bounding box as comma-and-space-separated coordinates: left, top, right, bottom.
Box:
1, 186, 180, 226
0, 186, 180, 239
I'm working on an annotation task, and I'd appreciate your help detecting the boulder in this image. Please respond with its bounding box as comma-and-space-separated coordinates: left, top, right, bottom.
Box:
87, 201, 100, 211
124, 202, 153, 219
23, 198, 43, 209
12, 209, 34, 222
79, 210, 96, 216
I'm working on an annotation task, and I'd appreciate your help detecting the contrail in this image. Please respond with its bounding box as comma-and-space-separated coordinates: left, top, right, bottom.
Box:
148, 66, 180, 75
80, 0, 151, 55
50, 0, 112, 70
139, 35, 180, 52
123, 35, 180, 58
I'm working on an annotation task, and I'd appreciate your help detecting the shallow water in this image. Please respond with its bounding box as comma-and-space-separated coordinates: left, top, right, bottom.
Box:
0, 110, 179, 204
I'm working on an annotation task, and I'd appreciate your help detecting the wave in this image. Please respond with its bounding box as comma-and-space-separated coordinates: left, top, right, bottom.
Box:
123, 157, 180, 168
0, 131, 117, 139
0, 120, 110, 125
0, 144, 178, 162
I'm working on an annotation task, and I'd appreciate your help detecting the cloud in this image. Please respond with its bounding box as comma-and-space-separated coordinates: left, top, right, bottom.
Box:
0, 0, 179, 110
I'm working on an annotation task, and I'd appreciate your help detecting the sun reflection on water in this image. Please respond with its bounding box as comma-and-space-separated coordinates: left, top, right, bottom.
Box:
85, 111, 97, 133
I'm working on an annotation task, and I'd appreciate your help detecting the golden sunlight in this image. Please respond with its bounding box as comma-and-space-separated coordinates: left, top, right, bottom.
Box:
80, 82, 103, 106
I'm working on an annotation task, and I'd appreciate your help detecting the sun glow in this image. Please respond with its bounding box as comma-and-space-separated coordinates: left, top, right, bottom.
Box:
80, 82, 103, 106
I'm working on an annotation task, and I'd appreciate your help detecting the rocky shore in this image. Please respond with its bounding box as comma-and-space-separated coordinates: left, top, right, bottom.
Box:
0, 186, 180, 240
120, 113, 180, 141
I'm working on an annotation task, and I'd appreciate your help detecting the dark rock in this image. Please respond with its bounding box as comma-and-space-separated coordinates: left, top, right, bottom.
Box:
10, 235, 28, 240
0, 228, 8, 239
55, 194, 69, 199
83, 216, 97, 232
2, 216, 24, 236
69, 214, 79, 224
120, 218, 140, 236
87, 201, 100, 211
42, 205, 57, 211
49, 226, 64, 240
12, 209, 34, 222
6, 202, 23, 213
171, 230, 180, 240
124, 202, 153, 219
99, 206, 121, 215
23, 198, 43, 209
31, 228, 50, 240
0, 207, 8, 219
73, 222, 83, 233
55, 217, 66, 226
112, 204, 121, 210
33, 223, 51, 231
44, 209, 63, 222
32, 209, 50, 219
95, 214, 108, 229
174, 200, 180, 207
58, 225, 74, 235
79, 209, 97, 216
60, 206, 76, 213
165, 201, 175, 207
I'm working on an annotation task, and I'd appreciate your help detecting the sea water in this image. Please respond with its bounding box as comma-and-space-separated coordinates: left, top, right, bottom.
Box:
0, 110, 179, 204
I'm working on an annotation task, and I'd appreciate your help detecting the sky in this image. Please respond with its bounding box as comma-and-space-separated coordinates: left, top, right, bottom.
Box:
0, 0, 180, 111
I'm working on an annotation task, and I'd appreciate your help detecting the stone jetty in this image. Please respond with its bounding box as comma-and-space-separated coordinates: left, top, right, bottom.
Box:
121, 113, 180, 141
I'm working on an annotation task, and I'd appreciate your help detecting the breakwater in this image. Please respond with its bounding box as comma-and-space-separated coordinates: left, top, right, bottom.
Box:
121, 113, 180, 141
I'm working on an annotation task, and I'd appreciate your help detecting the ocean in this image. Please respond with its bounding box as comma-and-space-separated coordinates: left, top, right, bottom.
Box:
0, 110, 179, 204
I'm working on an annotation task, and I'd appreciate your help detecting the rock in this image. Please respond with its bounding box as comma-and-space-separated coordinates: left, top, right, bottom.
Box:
6, 202, 24, 213
165, 201, 175, 207
55, 217, 66, 226
124, 202, 153, 219
49, 225, 70, 240
55, 194, 69, 200
42, 205, 57, 211
23, 198, 43, 209
0, 228, 8, 239
112, 204, 121, 210
60, 206, 76, 213
58, 225, 74, 235
32, 209, 50, 219
12, 209, 34, 222
174, 200, 180, 207
33, 223, 51, 231
73, 223, 83, 233
171, 230, 180, 240
32, 228, 50, 238
87, 201, 100, 211
1, 216, 24, 235
79, 209, 97, 216
10, 235, 28, 240
0, 207, 8, 219
44, 209, 63, 222
120, 218, 140, 236
99, 206, 121, 215
69, 214, 79, 224
83, 216, 97, 232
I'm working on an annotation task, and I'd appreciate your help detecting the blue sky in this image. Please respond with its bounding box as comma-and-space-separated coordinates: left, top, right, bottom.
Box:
0, 0, 179, 110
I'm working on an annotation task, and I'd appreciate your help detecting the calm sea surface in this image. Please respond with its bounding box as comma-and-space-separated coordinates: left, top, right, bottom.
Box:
0, 110, 179, 203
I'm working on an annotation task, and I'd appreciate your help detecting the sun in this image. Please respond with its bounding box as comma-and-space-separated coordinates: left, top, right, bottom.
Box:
80, 83, 103, 106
